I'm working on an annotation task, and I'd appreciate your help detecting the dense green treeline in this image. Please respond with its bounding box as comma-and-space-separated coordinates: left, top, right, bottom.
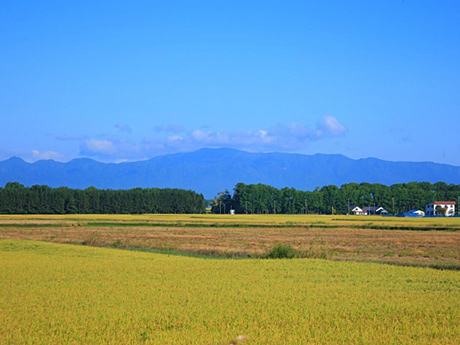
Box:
0, 183, 205, 214
211, 182, 460, 215
2, 181, 458, 215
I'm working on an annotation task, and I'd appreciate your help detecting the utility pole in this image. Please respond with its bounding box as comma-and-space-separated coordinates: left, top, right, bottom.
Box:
347, 198, 350, 215
273, 200, 276, 215
219, 201, 222, 214
305, 200, 307, 215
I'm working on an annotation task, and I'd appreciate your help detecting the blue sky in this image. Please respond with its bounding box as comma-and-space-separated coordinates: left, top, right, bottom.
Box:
1, 0, 459, 165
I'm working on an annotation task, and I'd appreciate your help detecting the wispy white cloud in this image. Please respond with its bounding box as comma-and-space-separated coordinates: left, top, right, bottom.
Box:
78, 116, 347, 162
81, 139, 116, 155
80, 139, 144, 161
164, 115, 347, 151
31, 150, 60, 160
315, 115, 347, 137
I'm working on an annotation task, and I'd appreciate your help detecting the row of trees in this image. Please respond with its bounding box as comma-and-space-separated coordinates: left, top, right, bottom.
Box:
2, 181, 458, 215
211, 182, 460, 215
0, 183, 206, 214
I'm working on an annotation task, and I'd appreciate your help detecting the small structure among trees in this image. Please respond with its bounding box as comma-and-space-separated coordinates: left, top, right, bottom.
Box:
349, 206, 366, 215
362, 206, 388, 215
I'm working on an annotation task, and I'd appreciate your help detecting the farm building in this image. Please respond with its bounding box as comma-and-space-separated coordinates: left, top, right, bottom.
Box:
349, 206, 366, 215
362, 206, 388, 215
349, 206, 388, 215
425, 201, 456, 216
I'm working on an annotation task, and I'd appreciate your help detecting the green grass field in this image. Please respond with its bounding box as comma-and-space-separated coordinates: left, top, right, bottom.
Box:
1, 239, 459, 344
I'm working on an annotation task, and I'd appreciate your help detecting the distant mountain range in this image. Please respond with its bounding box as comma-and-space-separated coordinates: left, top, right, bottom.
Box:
1, 148, 459, 198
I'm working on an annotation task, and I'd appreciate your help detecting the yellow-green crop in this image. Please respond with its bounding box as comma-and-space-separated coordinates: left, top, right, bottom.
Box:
1, 240, 459, 344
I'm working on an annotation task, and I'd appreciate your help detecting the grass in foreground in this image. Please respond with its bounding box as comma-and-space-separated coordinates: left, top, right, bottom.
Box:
1, 240, 459, 344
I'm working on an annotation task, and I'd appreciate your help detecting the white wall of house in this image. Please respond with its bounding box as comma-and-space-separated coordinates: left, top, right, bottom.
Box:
426, 202, 456, 216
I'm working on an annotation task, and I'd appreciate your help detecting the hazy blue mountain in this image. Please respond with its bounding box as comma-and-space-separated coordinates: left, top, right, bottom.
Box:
1, 148, 459, 198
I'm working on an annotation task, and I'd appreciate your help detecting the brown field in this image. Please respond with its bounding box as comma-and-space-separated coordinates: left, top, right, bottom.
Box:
0, 214, 459, 268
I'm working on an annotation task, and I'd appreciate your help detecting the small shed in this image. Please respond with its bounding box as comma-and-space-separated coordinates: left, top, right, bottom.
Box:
350, 206, 366, 215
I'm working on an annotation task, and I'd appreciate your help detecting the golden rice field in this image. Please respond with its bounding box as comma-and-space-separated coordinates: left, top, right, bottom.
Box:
1, 239, 459, 344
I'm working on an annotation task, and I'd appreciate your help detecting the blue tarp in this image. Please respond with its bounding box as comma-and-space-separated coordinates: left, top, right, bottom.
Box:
396, 212, 423, 217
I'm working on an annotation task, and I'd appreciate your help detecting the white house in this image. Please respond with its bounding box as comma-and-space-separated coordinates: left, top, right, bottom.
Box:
426, 201, 456, 216
350, 206, 366, 215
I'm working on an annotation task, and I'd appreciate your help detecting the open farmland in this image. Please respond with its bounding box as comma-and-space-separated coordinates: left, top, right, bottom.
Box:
0, 214, 459, 268
1, 239, 459, 344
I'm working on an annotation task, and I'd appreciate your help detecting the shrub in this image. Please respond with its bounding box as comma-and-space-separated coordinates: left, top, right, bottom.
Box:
265, 244, 300, 259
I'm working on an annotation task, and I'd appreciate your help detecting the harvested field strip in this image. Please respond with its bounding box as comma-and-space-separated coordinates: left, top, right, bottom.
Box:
89, 222, 458, 231
85, 222, 459, 231
1, 225, 459, 268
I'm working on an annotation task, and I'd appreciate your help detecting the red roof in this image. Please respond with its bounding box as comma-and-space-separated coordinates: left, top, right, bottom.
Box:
434, 201, 456, 205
